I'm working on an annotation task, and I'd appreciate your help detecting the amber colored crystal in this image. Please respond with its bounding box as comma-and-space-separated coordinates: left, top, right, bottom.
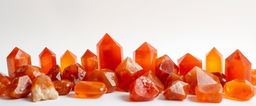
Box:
14, 65, 43, 81
39, 47, 57, 74
0, 73, 11, 96
155, 55, 179, 83
86, 69, 118, 93
81, 49, 98, 77
129, 74, 160, 101
7, 75, 32, 98
195, 83, 223, 103
97, 33, 123, 70
60, 50, 77, 72
61, 63, 86, 84
206, 47, 223, 73
163, 81, 189, 101
47, 65, 61, 81
212, 72, 227, 86
53, 80, 74, 95
251, 69, 256, 85
7, 47, 31, 77
225, 50, 251, 81
184, 67, 219, 94
164, 73, 184, 88
134, 42, 157, 73
224, 79, 254, 101
31, 75, 58, 102
115, 57, 144, 92
74, 81, 107, 98
178, 53, 202, 75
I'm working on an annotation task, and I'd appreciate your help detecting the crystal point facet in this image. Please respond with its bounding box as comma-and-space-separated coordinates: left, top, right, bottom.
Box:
39, 47, 57, 74
206, 47, 223, 73
81, 49, 98, 77
178, 53, 202, 75
60, 50, 77, 72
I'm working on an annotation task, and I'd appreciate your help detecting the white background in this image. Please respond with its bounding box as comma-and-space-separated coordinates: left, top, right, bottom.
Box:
0, 0, 256, 105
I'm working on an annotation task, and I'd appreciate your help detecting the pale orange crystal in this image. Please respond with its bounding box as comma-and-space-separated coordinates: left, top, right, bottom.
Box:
60, 50, 77, 72
206, 47, 223, 73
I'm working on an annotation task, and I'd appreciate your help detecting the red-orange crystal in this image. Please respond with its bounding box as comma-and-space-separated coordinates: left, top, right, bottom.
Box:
97, 33, 123, 70
0, 73, 11, 96
14, 65, 43, 81
7, 47, 31, 77
195, 83, 223, 103
81, 49, 98, 77
178, 53, 202, 75
60, 50, 77, 72
163, 81, 189, 101
251, 69, 256, 85
53, 80, 74, 95
7, 75, 32, 98
61, 63, 86, 84
39, 47, 57, 74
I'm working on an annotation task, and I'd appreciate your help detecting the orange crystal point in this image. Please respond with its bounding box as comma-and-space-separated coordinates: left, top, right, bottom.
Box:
163, 81, 190, 101
184, 67, 219, 94
206, 47, 223, 73
81, 49, 98, 77
7, 47, 31, 77
60, 50, 77, 72
225, 49, 251, 81
134, 42, 157, 73
251, 69, 256, 85
155, 55, 179, 84
74, 81, 107, 99
39, 47, 57, 74
178, 53, 202, 75
224, 79, 255, 101
115, 57, 144, 92
195, 83, 223, 103
97, 33, 123, 70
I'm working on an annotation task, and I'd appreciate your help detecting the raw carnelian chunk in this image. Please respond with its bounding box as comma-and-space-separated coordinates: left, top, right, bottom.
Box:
14, 65, 43, 81
212, 72, 227, 86
61, 63, 86, 84
31, 75, 58, 102
164, 73, 183, 88
178, 53, 202, 75
224, 79, 255, 101
206, 47, 223, 73
225, 50, 251, 81
163, 81, 189, 101
86, 69, 118, 93
7, 75, 32, 98
134, 42, 157, 74
195, 83, 223, 103
129, 72, 160, 101
39, 47, 57, 74
60, 50, 77, 72
143, 71, 164, 92
251, 69, 256, 85
7, 47, 31, 77
47, 65, 61, 81
0, 73, 11, 96
97, 33, 123, 70
81, 49, 98, 78
74, 81, 107, 98
53, 80, 74, 95
155, 55, 179, 83
115, 57, 144, 92
184, 67, 219, 94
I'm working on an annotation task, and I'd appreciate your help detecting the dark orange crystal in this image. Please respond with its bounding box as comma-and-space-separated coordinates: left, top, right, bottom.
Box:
39, 47, 57, 74
163, 81, 189, 101
14, 65, 43, 81
195, 83, 223, 103
61, 63, 86, 84
178, 53, 202, 75
53, 80, 74, 95
8, 75, 32, 98
81, 49, 98, 78
97, 33, 123, 70
47, 65, 61, 81
0, 73, 11, 96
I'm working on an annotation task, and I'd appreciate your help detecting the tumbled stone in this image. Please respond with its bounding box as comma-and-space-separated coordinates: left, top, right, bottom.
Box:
74, 81, 107, 98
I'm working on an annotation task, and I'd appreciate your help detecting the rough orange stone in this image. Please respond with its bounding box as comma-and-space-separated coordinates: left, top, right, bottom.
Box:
86, 69, 118, 93
129, 73, 160, 101
39, 47, 57, 74
178, 53, 202, 75
143, 71, 164, 92
31, 75, 58, 102
206, 47, 223, 73
195, 83, 223, 103
164, 73, 184, 88
14, 65, 43, 81
134, 42, 157, 74
97, 33, 123, 70
184, 67, 219, 94
61, 63, 86, 84
74, 81, 107, 98
225, 50, 251, 81
155, 55, 179, 83
81, 49, 98, 78
115, 57, 144, 92
0, 73, 11, 96
47, 65, 61, 81
212, 72, 227, 86
163, 81, 189, 101
60, 50, 77, 72
7, 47, 31, 77
53, 80, 74, 95
251, 69, 256, 85
224, 79, 254, 101
7, 75, 32, 98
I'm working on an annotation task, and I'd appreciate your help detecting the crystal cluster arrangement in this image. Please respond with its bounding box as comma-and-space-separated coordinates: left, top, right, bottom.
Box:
0, 33, 255, 103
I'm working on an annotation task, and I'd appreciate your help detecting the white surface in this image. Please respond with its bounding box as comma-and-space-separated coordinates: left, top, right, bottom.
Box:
0, 0, 256, 105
